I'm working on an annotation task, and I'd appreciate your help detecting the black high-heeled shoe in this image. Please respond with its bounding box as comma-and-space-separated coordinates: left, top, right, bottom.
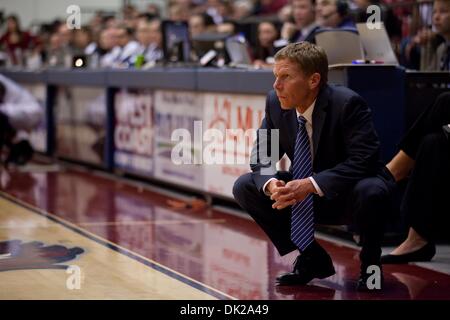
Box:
381, 242, 436, 264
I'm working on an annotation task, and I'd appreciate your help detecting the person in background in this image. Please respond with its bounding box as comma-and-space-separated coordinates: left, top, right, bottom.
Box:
253, 0, 288, 16
253, 21, 279, 67
72, 26, 93, 56
281, 0, 319, 43
115, 25, 140, 66
401, 0, 450, 70
131, 19, 163, 67
189, 13, 217, 38
316, 0, 356, 29
232, 0, 254, 20
217, 20, 238, 35
0, 74, 43, 166
96, 27, 121, 68
46, 32, 66, 67
0, 15, 33, 66
381, 92, 450, 264
168, 3, 191, 22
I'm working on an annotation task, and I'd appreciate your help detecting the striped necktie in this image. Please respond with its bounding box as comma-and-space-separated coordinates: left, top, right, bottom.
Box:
291, 116, 314, 251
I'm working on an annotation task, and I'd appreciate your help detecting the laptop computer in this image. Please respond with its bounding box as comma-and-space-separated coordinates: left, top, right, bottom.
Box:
356, 22, 399, 65
225, 35, 253, 68
315, 28, 365, 66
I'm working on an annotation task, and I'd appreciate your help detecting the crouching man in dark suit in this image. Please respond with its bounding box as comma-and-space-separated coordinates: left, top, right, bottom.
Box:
232, 42, 395, 291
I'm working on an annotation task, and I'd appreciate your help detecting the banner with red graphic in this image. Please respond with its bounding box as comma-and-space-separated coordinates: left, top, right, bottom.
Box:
202, 93, 265, 198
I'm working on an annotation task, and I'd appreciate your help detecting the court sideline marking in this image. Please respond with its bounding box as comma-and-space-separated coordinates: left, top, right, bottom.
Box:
0, 191, 236, 300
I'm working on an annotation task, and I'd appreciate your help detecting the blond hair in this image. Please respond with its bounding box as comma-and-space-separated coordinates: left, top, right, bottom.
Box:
274, 42, 329, 87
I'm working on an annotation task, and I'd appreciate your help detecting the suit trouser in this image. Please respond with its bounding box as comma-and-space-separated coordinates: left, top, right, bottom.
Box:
233, 170, 395, 266
398, 92, 450, 241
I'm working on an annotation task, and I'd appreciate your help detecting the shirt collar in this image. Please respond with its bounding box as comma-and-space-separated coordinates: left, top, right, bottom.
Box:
296, 99, 316, 124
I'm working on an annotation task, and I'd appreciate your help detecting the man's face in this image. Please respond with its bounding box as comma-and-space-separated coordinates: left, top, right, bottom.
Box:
316, 0, 340, 28
273, 59, 314, 109
116, 29, 129, 47
292, 0, 316, 28
433, 1, 450, 37
136, 21, 152, 46
148, 20, 162, 47
258, 22, 278, 47
189, 16, 205, 37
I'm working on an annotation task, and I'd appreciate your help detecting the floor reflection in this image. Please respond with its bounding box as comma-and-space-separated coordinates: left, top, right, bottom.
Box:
1, 168, 450, 300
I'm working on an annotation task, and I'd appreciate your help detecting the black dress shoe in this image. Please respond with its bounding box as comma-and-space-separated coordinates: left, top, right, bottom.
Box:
380, 242, 436, 264
357, 264, 384, 292
276, 242, 336, 286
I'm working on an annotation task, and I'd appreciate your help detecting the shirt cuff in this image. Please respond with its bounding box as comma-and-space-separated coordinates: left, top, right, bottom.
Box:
309, 177, 324, 197
263, 178, 277, 196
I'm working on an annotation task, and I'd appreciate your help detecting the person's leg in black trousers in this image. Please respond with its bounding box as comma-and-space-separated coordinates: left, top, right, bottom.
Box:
383, 92, 450, 263
402, 133, 450, 244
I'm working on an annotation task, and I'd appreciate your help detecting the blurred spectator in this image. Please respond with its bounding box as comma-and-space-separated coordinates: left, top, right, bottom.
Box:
57, 24, 73, 49
0, 74, 43, 166
136, 12, 159, 25
206, 0, 234, 24
115, 25, 140, 66
0, 74, 43, 132
122, 4, 139, 21
169, 3, 191, 22
103, 15, 119, 29
278, 3, 293, 23
189, 13, 217, 38
47, 33, 66, 67
122, 5, 140, 30
316, 0, 356, 29
217, 20, 238, 35
147, 4, 161, 17
282, 0, 319, 43
0, 15, 33, 65
73, 27, 93, 55
253, 21, 279, 66
401, 0, 450, 70
131, 19, 163, 67
89, 11, 106, 36
233, 0, 254, 20
253, 0, 289, 16
96, 27, 121, 67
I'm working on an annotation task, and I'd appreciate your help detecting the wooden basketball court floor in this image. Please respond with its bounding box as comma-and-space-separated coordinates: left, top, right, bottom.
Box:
1, 165, 450, 300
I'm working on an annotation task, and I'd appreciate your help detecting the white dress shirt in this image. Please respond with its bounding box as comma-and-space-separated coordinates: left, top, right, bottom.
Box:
263, 100, 324, 197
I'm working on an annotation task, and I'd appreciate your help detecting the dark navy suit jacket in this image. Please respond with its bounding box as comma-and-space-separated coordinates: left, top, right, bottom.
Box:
250, 84, 383, 223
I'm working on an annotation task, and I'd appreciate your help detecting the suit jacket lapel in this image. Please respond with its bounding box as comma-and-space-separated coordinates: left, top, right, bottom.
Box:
312, 86, 329, 158
282, 110, 298, 159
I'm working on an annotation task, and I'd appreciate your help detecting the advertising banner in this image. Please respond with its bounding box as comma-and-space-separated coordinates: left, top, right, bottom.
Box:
114, 89, 154, 175
56, 86, 106, 166
202, 93, 265, 198
154, 90, 204, 189
23, 84, 47, 153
